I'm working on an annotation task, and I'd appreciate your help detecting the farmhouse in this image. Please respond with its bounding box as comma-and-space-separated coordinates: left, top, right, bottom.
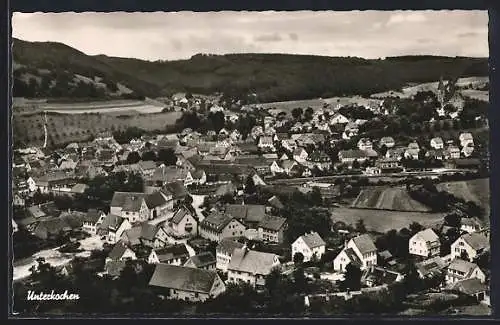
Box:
361, 266, 404, 287
293, 148, 309, 164
147, 244, 191, 265
149, 264, 226, 302
292, 231, 326, 263
257, 215, 287, 244
97, 214, 132, 244
225, 204, 266, 229
445, 258, 486, 285
82, 209, 106, 235
110, 192, 150, 224
139, 223, 168, 248
105, 242, 137, 264
409, 228, 441, 258
330, 113, 349, 125
430, 137, 444, 149
199, 212, 246, 242
461, 217, 487, 234
168, 205, 198, 238
451, 232, 490, 261
379, 136, 395, 148
415, 256, 448, 279
227, 246, 281, 289
447, 278, 489, 302
338, 150, 368, 165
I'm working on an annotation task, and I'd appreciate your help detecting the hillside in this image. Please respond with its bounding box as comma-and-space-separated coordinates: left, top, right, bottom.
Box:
436, 178, 490, 216
351, 186, 433, 212
13, 38, 488, 103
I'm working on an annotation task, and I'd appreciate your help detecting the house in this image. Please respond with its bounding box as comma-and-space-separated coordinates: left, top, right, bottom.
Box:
257, 136, 275, 152
459, 132, 474, 148
409, 228, 441, 258
334, 234, 378, 271
137, 160, 158, 177
110, 192, 149, 224
293, 148, 309, 164
225, 204, 266, 229
147, 244, 191, 265
451, 232, 490, 261
120, 225, 143, 246
306, 151, 332, 170
281, 160, 299, 176
184, 251, 217, 271
375, 158, 401, 172
97, 214, 132, 244
168, 205, 198, 238
216, 239, 245, 273
385, 147, 406, 160
415, 256, 448, 279
32, 217, 72, 240
105, 242, 137, 265
462, 143, 475, 157
357, 138, 373, 151
445, 258, 486, 285
270, 161, 285, 175
405, 142, 420, 160
145, 191, 173, 220
430, 137, 444, 149
343, 122, 359, 139
461, 217, 487, 234
82, 209, 106, 234
257, 215, 287, 244
199, 212, 247, 242
447, 278, 489, 302
425, 149, 445, 161
282, 139, 297, 152
338, 150, 368, 165
445, 145, 461, 160
330, 113, 349, 125
292, 231, 326, 263
361, 266, 404, 287
149, 264, 226, 302
227, 246, 281, 290
12, 219, 18, 233
379, 137, 395, 149
139, 223, 168, 248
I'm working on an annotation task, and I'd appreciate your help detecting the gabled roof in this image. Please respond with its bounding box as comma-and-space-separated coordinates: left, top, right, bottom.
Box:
362, 266, 402, 285
110, 192, 146, 212
298, 231, 326, 249
171, 206, 195, 225
461, 232, 489, 251
98, 214, 126, 231
225, 204, 266, 223
228, 248, 279, 275
216, 238, 245, 256
415, 256, 447, 277
85, 209, 105, 224
258, 215, 287, 231
140, 223, 161, 241
186, 251, 216, 268
105, 260, 126, 277
153, 244, 190, 262
108, 242, 132, 261
448, 258, 480, 276
344, 248, 362, 267
149, 264, 220, 294
352, 234, 377, 254
122, 226, 142, 245
339, 149, 368, 159
267, 195, 285, 210
449, 278, 488, 295
413, 228, 439, 243
145, 191, 168, 209
200, 212, 240, 233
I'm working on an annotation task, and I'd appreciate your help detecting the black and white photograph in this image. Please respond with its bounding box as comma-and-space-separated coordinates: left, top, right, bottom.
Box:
10, 10, 491, 317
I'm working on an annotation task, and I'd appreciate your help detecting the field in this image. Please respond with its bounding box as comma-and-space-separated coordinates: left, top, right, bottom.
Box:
330, 207, 446, 233
436, 178, 490, 216
13, 110, 182, 147
351, 186, 432, 212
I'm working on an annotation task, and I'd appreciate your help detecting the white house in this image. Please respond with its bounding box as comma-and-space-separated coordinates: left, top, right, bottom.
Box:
409, 228, 441, 258
227, 246, 280, 290
82, 209, 106, 235
110, 192, 150, 224
168, 205, 198, 238
105, 242, 137, 265
282, 139, 297, 152
430, 137, 444, 150
460, 217, 487, 234
459, 132, 474, 148
199, 212, 247, 242
446, 145, 461, 160
292, 231, 326, 263
462, 143, 475, 157
330, 113, 349, 125
446, 258, 486, 285
147, 244, 191, 265
258, 136, 276, 152
293, 148, 309, 164
333, 234, 378, 272
379, 137, 395, 149
97, 214, 132, 244
357, 138, 373, 151
451, 232, 490, 261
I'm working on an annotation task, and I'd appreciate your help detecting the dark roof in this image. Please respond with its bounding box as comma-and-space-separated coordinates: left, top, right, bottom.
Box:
154, 244, 190, 262
344, 248, 362, 267
200, 212, 239, 233
145, 191, 168, 209
122, 226, 142, 245
149, 264, 220, 294
85, 209, 104, 224
98, 214, 126, 231
339, 149, 368, 159
110, 192, 146, 212
216, 238, 245, 255
105, 260, 126, 277
171, 206, 195, 225
108, 242, 131, 261
258, 215, 287, 231
449, 278, 488, 295
228, 248, 279, 275
186, 251, 216, 268
461, 232, 490, 251
225, 204, 266, 223
363, 266, 402, 285
162, 181, 189, 199
140, 223, 161, 241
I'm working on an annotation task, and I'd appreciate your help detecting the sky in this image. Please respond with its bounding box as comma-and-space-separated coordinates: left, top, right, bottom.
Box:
12, 11, 488, 61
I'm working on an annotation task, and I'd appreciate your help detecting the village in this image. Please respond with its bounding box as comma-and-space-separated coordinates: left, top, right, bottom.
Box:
12, 76, 491, 315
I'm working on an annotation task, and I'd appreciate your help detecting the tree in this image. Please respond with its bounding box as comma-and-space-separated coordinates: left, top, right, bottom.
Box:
340, 263, 362, 291
444, 213, 461, 228
157, 148, 177, 165
244, 175, 256, 195
183, 194, 194, 207
304, 107, 314, 121
126, 151, 141, 164
409, 222, 424, 235
208, 111, 226, 133
309, 187, 323, 206
352, 159, 360, 170
291, 107, 303, 120
141, 151, 157, 161
355, 218, 367, 233
293, 252, 304, 265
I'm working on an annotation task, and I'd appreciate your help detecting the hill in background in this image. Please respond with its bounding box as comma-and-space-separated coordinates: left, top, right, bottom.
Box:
12, 38, 488, 103
351, 186, 433, 212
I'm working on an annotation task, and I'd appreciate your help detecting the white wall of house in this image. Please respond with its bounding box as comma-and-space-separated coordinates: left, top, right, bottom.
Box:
333, 249, 350, 272
445, 266, 486, 285
292, 237, 325, 262
451, 238, 485, 261
172, 214, 198, 237
346, 240, 377, 269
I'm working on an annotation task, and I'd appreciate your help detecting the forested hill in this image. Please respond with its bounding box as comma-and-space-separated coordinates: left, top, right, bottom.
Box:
12, 38, 488, 102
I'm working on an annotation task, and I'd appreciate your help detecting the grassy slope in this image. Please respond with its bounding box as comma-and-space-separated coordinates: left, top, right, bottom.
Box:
436, 178, 490, 215
351, 186, 432, 212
